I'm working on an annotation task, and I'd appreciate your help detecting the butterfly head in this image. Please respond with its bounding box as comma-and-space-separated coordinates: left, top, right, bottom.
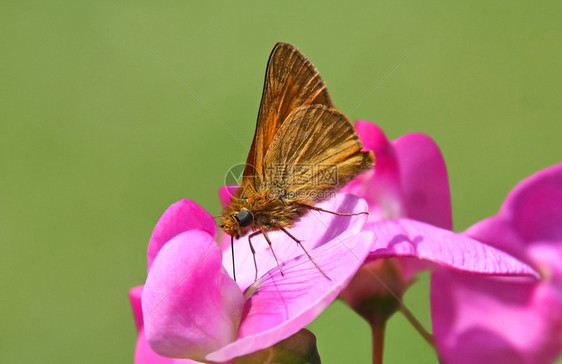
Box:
220, 208, 254, 239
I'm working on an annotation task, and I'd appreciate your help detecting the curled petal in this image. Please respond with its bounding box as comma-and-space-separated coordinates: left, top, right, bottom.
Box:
393, 133, 452, 229
142, 231, 244, 360
206, 231, 375, 362
368, 218, 538, 277
129, 285, 144, 332
147, 200, 216, 271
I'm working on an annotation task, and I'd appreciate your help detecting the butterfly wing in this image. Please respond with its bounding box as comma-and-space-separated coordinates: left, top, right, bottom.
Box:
239, 42, 334, 196
261, 105, 374, 203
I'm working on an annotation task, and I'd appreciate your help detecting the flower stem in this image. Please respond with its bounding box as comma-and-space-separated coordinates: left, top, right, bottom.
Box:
370, 319, 386, 364
368, 319, 386, 364
398, 305, 434, 347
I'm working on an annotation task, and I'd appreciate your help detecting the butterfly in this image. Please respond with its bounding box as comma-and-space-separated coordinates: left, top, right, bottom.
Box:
220, 42, 374, 280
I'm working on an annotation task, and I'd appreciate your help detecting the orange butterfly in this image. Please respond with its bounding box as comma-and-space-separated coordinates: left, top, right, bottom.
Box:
220, 42, 374, 280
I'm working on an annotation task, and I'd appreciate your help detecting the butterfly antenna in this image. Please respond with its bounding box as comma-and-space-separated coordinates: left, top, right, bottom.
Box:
231, 235, 236, 281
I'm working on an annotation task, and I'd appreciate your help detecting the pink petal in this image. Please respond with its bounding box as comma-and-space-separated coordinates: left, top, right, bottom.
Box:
354, 120, 393, 153
368, 218, 538, 276
465, 216, 527, 262
393, 133, 452, 230
147, 200, 216, 271
528, 241, 562, 281
206, 231, 374, 362
135, 329, 206, 364
222, 194, 368, 291
500, 163, 562, 242
142, 230, 244, 360
129, 285, 144, 332
430, 164, 562, 364
135, 329, 178, 364
344, 120, 404, 222
431, 269, 562, 364
218, 185, 239, 209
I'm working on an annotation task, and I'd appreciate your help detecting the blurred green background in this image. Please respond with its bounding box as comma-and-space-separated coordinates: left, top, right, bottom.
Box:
1, 1, 561, 363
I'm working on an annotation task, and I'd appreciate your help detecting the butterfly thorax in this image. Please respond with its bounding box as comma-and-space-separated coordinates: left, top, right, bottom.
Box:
220, 189, 307, 239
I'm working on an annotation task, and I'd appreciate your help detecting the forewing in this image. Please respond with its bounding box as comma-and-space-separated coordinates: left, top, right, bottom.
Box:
240, 42, 334, 196
261, 105, 374, 203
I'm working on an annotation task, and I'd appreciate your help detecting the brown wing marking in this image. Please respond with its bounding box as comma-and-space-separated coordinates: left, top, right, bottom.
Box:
261, 105, 374, 203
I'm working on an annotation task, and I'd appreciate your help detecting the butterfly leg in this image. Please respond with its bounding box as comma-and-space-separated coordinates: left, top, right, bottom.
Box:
298, 202, 368, 216
247, 231, 261, 281
279, 226, 331, 281
259, 228, 285, 277
230, 235, 236, 282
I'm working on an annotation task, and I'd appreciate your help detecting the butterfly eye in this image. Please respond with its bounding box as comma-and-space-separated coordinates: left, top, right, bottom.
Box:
234, 209, 253, 227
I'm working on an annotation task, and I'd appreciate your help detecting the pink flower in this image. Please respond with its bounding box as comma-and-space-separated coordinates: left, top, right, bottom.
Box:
133, 194, 375, 363
343, 120, 453, 230
431, 163, 562, 364
339, 121, 538, 359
